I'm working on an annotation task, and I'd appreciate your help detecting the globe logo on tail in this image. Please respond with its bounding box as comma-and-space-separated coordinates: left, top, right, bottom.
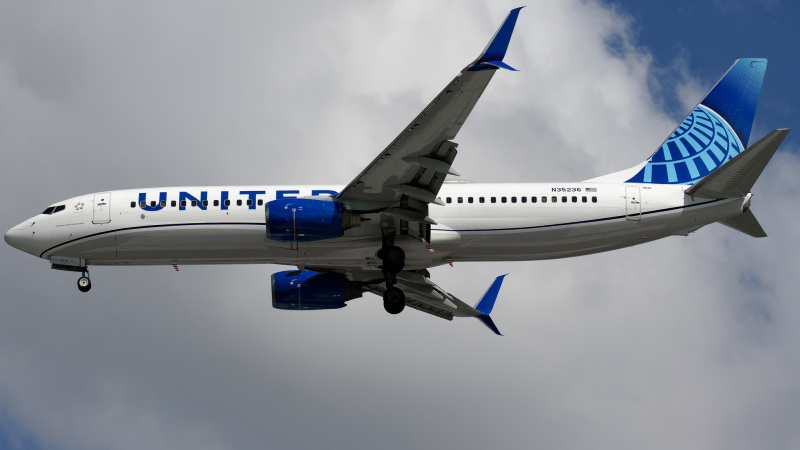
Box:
627, 104, 743, 184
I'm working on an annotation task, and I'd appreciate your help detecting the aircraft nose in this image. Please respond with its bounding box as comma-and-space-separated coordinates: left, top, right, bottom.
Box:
4, 220, 37, 254
4, 227, 26, 250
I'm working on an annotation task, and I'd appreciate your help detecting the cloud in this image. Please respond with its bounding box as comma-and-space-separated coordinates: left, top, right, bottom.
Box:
1, 1, 798, 449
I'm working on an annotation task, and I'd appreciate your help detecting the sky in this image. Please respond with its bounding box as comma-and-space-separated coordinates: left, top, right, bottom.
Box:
1, 1, 799, 449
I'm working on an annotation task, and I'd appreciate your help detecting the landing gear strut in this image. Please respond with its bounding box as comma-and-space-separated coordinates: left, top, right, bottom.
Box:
77, 271, 91, 292
379, 229, 406, 314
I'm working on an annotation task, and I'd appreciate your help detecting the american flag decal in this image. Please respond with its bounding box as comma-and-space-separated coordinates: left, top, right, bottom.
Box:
586, 187, 597, 192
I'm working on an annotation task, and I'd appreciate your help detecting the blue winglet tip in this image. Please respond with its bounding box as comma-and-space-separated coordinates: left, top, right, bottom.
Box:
476, 315, 503, 336
480, 60, 518, 71
474, 274, 508, 315
470, 7, 524, 70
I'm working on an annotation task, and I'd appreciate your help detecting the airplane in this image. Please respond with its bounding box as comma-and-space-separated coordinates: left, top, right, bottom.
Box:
4, 8, 789, 335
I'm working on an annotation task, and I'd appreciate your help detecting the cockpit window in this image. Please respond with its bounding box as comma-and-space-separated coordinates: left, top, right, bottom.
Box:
42, 205, 66, 215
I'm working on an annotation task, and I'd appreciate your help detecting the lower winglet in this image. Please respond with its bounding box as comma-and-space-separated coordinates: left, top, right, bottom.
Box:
476, 315, 503, 336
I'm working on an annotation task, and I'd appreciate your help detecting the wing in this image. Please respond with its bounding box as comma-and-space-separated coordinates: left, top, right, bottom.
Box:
351, 269, 507, 335
336, 7, 523, 222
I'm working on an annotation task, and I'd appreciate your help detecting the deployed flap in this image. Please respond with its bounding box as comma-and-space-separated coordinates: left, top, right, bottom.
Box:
719, 209, 767, 238
336, 8, 522, 214
685, 129, 789, 199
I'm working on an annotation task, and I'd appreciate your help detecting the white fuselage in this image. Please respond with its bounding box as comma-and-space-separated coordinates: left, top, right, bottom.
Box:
6, 182, 747, 271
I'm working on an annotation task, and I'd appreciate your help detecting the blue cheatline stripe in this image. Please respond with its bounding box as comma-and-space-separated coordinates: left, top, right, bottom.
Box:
431, 199, 722, 233
39, 222, 266, 258
41, 199, 724, 259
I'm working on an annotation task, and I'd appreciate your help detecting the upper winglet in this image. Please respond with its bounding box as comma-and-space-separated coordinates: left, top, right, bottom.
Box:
469, 7, 524, 71
474, 274, 508, 315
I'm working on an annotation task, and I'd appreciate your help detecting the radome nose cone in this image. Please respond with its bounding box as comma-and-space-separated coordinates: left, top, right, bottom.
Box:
4, 227, 26, 251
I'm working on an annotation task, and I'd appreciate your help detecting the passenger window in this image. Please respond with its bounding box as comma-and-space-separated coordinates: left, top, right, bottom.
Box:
521, 197, 527, 203
541, 197, 547, 203
202, 200, 208, 207
491, 197, 496, 203
446, 197, 452, 204
258, 199, 263, 206
161, 201, 167, 207
582, 196, 587, 203
511, 197, 517, 203
479, 197, 485, 203
468, 197, 474, 204
531, 196, 537, 203
457, 197, 463, 204
171, 200, 177, 207
130, 201, 136, 208
551, 196, 557, 203
224, 200, 230, 206
214, 200, 220, 207
592, 196, 598, 203
501, 197, 507, 203
561, 196, 567, 203
572, 196, 577, 203
191, 201, 197, 207
151, 201, 157, 207
237, 200, 242, 206
181, 201, 186, 207
140, 201, 146, 208
247, 199, 253, 206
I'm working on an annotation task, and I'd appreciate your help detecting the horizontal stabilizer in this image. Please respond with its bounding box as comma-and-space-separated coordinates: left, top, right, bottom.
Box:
719, 209, 767, 238
685, 129, 789, 199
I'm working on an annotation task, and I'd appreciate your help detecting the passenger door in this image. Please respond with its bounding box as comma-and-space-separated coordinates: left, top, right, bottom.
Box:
92, 192, 111, 224
625, 186, 641, 221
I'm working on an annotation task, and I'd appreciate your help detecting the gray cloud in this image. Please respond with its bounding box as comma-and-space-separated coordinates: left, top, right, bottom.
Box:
1, 1, 798, 449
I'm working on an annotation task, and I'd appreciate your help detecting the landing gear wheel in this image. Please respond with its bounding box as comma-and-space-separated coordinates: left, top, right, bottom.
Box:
383, 287, 405, 314
379, 245, 405, 274
77, 276, 92, 293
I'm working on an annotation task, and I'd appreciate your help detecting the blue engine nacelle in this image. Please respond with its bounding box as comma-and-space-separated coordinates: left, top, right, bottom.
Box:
271, 270, 362, 310
266, 198, 360, 242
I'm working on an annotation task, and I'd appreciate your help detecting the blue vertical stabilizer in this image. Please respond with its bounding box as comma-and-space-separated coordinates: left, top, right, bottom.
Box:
626, 59, 767, 185
701, 58, 767, 148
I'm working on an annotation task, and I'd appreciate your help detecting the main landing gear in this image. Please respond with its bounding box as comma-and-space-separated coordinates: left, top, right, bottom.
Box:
378, 232, 406, 314
77, 271, 91, 292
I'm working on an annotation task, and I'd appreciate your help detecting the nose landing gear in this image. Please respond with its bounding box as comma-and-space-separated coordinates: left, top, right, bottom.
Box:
77, 271, 91, 292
